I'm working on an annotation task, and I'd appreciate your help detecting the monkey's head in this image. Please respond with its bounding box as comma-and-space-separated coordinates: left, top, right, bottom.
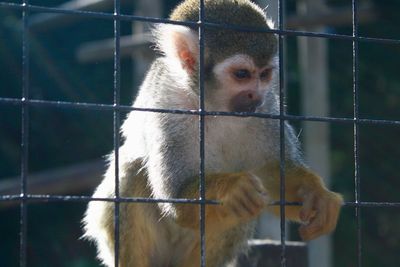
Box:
155, 0, 277, 113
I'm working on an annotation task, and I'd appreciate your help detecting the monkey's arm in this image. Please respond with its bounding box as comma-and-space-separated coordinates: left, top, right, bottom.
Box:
253, 161, 343, 241
175, 172, 268, 231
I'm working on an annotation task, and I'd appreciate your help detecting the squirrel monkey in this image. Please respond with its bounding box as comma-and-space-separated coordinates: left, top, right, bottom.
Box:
83, 0, 343, 266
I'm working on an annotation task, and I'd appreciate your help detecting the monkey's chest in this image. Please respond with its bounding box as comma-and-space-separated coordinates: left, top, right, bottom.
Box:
204, 118, 269, 173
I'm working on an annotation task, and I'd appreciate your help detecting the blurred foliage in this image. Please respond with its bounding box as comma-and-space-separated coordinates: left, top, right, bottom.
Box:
0, 0, 399, 266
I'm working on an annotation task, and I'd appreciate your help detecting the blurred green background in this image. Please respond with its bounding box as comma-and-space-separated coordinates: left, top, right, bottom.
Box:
0, 0, 399, 266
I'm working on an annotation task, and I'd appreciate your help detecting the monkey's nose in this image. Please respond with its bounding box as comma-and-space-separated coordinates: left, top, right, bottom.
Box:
230, 90, 263, 113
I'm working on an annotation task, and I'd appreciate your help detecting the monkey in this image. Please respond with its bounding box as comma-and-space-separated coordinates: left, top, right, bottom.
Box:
83, 0, 343, 266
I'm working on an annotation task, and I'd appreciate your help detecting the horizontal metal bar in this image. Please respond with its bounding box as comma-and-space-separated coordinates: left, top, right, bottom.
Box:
0, 2, 196, 27
1, 195, 400, 208
1, 97, 399, 126
27, 1, 377, 32
76, 4, 379, 64
343, 201, 400, 207
1, 2, 400, 45
0, 194, 220, 205
286, 5, 377, 29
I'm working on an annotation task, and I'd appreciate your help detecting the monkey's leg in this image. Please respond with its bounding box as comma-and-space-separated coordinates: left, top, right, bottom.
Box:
254, 162, 343, 240
176, 222, 253, 267
175, 172, 268, 231
87, 159, 172, 267
118, 160, 175, 267
118, 202, 172, 267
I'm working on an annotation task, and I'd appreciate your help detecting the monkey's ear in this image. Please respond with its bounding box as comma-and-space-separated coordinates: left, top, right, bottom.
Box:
153, 25, 199, 74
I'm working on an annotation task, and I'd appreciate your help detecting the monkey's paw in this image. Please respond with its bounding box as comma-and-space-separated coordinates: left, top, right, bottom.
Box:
298, 188, 343, 241
217, 173, 269, 224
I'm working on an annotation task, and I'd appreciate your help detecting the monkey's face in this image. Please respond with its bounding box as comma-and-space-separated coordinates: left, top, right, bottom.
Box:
210, 54, 274, 113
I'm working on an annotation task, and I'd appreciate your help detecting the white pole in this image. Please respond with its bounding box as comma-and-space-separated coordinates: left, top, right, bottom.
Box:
297, 1, 332, 267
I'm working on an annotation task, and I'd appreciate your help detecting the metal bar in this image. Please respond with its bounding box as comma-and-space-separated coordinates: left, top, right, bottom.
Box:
19, 0, 30, 266
0, 2, 398, 45
113, 0, 121, 266
278, 0, 287, 266
3, 195, 400, 208
286, 5, 377, 29
0, 2, 394, 44
1, 97, 400, 126
352, 1, 362, 267
74, 6, 376, 63
28, 1, 377, 32
198, 0, 206, 266
343, 202, 400, 208
0, 195, 220, 205
0, 2, 196, 26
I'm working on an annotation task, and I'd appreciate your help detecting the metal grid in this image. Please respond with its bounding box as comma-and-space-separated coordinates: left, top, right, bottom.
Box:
0, 0, 400, 267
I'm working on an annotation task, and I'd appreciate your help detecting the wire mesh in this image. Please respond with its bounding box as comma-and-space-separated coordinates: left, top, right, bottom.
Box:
0, 1, 399, 267
112, 0, 121, 266
278, 0, 287, 266
19, 1, 30, 266
352, 1, 362, 266
198, 0, 207, 265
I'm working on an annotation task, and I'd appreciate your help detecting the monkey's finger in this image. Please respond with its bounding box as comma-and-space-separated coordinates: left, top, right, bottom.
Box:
299, 199, 327, 240
324, 205, 337, 234
241, 189, 263, 214
299, 216, 324, 240
324, 196, 342, 233
237, 197, 259, 217
248, 174, 267, 194
299, 193, 317, 223
300, 192, 342, 241
229, 204, 243, 218
223, 192, 264, 220
229, 193, 259, 218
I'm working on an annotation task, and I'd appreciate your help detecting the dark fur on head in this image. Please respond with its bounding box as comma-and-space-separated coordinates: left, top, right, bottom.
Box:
170, 0, 277, 67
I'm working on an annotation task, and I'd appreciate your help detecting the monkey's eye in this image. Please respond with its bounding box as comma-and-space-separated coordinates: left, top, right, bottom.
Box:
233, 69, 251, 80
260, 68, 272, 81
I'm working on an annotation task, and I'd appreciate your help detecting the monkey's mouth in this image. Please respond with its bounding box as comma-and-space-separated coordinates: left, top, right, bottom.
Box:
231, 105, 259, 115
241, 106, 257, 113
231, 100, 263, 115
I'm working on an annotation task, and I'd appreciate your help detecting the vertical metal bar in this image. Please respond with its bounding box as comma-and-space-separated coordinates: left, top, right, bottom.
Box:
352, 1, 361, 267
278, 0, 286, 266
113, 1, 121, 266
198, 0, 206, 266
20, 1, 30, 267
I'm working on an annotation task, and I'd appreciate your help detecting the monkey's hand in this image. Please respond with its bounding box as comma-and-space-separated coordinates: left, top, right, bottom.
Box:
255, 162, 343, 241
297, 185, 343, 241
175, 172, 269, 230
216, 173, 269, 226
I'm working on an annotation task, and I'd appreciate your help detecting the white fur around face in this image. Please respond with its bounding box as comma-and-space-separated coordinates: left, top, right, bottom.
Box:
210, 54, 277, 112
213, 54, 276, 79
213, 54, 255, 73
153, 24, 200, 89
154, 25, 198, 67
